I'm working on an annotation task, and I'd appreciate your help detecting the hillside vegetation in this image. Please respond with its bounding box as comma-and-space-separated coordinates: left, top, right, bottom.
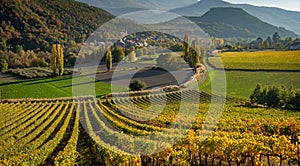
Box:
0, 0, 113, 52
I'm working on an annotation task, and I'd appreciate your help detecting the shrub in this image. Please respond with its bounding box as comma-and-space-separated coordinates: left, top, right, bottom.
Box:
250, 84, 300, 111
129, 79, 147, 91
0, 59, 8, 72
156, 53, 180, 71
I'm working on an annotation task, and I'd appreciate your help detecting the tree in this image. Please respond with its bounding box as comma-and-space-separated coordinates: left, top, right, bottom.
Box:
15, 45, 25, 56
183, 33, 189, 62
106, 46, 112, 72
192, 37, 200, 69
289, 91, 300, 110
262, 40, 270, 49
51, 44, 64, 76
156, 53, 179, 71
51, 45, 57, 75
272, 32, 281, 44
57, 44, 64, 76
113, 46, 125, 62
266, 37, 272, 46
250, 84, 263, 104
266, 86, 281, 107
0, 59, 8, 72
128, 50, 137, 62
129, 79, 147, 91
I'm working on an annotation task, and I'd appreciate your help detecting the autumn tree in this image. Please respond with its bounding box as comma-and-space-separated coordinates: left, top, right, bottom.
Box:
0, 59, 8, 72
106, 46, 112, 72
128, 50, 137, 62
51, 43, 64, 76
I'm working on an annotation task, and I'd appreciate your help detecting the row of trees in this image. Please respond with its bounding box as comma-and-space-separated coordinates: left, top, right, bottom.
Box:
183, 33, 201, 69
104, 46, 138, 72
50, 44, 64, 76
250, 84, 300, 110
217, 32, 299, 51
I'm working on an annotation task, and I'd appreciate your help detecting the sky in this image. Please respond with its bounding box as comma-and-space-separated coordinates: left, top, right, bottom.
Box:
223, 0, 300, 12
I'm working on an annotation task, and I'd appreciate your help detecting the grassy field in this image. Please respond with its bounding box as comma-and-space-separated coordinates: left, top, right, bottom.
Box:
0, 75, 126, 99
209, 50, 300, 70
1, 50, 300, 100
200, 70, 300, 99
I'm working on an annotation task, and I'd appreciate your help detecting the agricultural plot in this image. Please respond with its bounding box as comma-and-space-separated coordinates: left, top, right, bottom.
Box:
200, 70, 300, 99
0, 90, 299, 165
0, 75, 126, 99
209, 50, 300, 70
202, 50, 300, 98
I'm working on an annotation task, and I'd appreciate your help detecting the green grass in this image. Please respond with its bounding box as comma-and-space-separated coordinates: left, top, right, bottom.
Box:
209, 50, 300, 70
0, 76, 127, 99
200, 70, 300, 99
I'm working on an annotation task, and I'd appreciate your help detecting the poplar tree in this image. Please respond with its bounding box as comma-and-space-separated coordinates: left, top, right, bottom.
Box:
106, 46, 112, 72
192, 37, 200, 69
183, 33, 189, 62
51, 43, 64, 76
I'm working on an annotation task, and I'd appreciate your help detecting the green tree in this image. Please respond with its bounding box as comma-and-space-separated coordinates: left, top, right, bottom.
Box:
259, 86, 269, 107
250, 84, 263, 104
192, 37, 200, 69
289, 91, 300, 111
183, 33, 189, 62
113, 46, 125, 62
106, 46, 112, 72
0, 59, 8, 72
272, 32, 281, 44
129, 79, 147, 91
156, 53, 179, 71
266, 86, 281, 107
0, 40, 7, 51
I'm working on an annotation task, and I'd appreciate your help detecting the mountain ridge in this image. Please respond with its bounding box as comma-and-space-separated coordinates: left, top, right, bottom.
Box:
170, 0, 300, 35
187, 7, 298, 39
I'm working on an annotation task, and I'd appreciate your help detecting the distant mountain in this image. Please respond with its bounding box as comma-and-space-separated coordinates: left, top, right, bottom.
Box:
171, 0, 300, 35
0, 0, 113, 51
187, 7, 298, 39
75, 0, 197, 15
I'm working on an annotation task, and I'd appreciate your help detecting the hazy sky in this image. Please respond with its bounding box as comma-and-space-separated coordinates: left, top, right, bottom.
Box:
223, 0, 300, 12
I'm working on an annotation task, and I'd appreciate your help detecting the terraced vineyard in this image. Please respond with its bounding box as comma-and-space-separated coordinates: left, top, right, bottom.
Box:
0, 90, 300, 165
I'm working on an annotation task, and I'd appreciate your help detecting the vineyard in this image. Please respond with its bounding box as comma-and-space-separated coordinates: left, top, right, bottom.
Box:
0, 90, 300, 165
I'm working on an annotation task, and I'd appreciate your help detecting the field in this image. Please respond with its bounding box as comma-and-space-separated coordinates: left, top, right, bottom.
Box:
200, 70, 300, 99
0, 75, 126, 99
1, 50, 300, 165
209, 50, 300, 70
0, 91, 299, 165
202, 50, 300, 98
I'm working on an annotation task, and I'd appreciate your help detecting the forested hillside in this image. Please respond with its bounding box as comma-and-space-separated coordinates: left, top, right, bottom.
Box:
0, 0, 113, 52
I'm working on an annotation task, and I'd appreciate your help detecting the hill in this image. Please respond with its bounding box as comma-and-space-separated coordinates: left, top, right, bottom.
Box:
75, 0, 197, 15
171, 0, 300, 35
0, 0, 113, 52
187, 7, 298, 38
